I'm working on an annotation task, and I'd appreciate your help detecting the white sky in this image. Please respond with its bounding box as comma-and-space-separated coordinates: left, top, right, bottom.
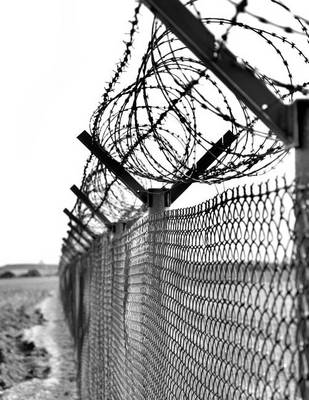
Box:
0, 0, 307, 266
0, 0, 148, 266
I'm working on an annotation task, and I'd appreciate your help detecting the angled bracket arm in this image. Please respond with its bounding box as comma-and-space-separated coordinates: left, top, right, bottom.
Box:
170, 130, 237, 203
140, 0, 293, 145
62, 238, 79, 257
67, 230, 90, 249
78, 131, 148, 204
63, 208, 97, 239
68, 232, 89, 252
68, 223, 93, 246
61, 243, 75, 261
70, 185, 112, 228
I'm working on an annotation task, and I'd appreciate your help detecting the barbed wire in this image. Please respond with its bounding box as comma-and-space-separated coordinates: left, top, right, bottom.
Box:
70, 4, 142, 227
68, 0, 309, 228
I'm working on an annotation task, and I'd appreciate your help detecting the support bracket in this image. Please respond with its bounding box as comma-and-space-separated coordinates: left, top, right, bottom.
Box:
170, 130, 237, 204
69, 223, 93, 246
140, 0, 294, 145
67, 232, 89, 252
70, 185, 112, 228
78, 131, 148, 204
63, 208, 97, 239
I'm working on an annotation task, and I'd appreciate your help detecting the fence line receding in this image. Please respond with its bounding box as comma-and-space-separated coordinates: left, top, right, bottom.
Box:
60, 179, 309, 400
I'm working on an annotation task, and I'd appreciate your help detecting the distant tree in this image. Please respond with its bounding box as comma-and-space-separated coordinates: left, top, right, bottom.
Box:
0, 271, 15, 279
25, 269, 41, 277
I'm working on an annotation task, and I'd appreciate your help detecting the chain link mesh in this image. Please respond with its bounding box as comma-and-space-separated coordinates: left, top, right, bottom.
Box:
60, 178, 309, 400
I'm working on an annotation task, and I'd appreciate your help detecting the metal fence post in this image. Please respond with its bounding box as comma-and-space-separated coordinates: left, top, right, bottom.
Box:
112, 222, 126, 235
294, 99, 309, 399
144, 189, 170, 397
295, 100, 309, 183
147, 188, 170, 215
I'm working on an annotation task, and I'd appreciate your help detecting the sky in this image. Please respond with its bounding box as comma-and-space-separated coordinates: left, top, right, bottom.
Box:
0, 0, 150, 266
0, 0, 306, 266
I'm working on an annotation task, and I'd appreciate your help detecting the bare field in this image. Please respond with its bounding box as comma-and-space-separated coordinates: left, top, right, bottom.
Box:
0, 275, 58, 290
0, 275, 78, 400
0, 276, 58, 311
0, 276, 58, 391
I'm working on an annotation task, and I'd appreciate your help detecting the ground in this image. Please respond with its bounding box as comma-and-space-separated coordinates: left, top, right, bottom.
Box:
0, 276, 78, 400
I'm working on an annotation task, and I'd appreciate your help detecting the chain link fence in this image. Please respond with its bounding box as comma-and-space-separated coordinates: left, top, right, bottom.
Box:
60, 178, 309, 400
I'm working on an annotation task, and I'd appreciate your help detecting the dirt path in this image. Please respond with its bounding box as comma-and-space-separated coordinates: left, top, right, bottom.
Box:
1, 289, 78, 400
